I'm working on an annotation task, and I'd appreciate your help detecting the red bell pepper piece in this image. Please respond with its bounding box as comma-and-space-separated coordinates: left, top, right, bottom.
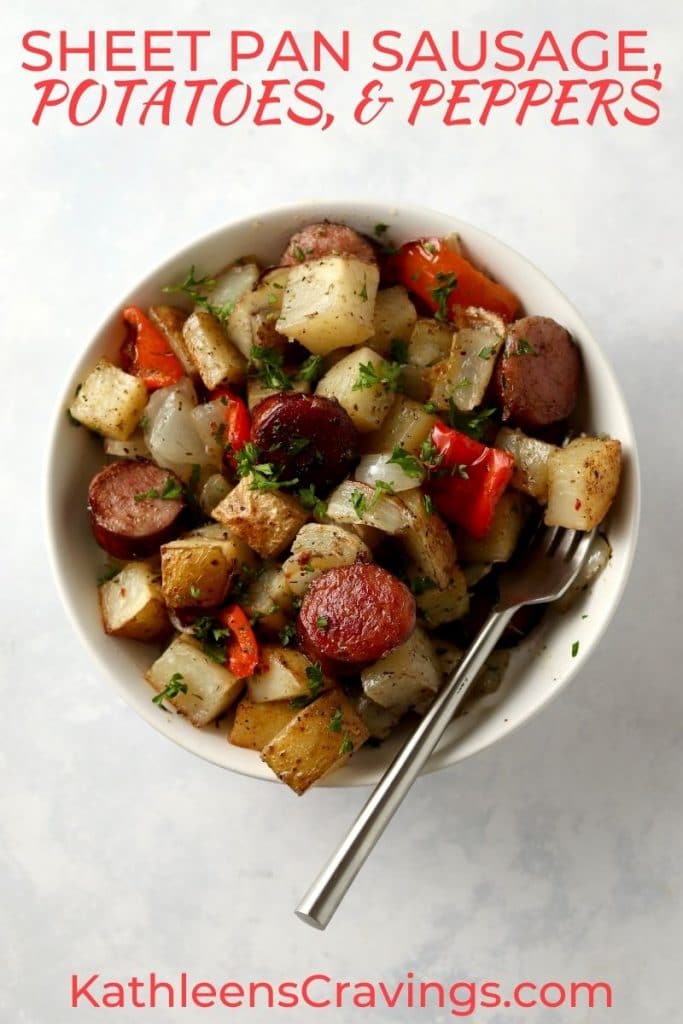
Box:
208, 386, 251, 470
216, 604, 259, 679
121, 306, 184, 390
387, 238, 520, 323
428, 422, 514, 539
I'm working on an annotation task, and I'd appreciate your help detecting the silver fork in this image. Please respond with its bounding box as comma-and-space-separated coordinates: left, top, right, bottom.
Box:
295, 525, 596, 930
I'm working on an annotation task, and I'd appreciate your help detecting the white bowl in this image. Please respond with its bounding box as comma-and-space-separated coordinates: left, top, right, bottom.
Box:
45, 200, 640, 786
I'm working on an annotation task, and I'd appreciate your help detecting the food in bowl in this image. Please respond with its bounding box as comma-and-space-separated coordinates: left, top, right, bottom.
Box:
68, 218, 623, 794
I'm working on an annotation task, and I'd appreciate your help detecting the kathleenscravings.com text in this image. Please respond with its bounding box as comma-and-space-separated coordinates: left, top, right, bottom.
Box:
71, 972, 613, 1016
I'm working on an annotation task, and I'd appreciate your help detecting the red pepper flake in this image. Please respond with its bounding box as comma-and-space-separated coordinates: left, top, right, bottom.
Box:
574, 498, 582, 510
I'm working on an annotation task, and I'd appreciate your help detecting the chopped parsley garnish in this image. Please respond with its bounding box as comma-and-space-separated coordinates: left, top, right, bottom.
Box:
571, 641, 580, 658
133, 477, 183, 502
152, 673, 187, 707
359, 277, 369, 301
374, 223, 389, 237
163, 265, 235, 322
297, 484, 327, 521
189, 584, 202, 600
371, 480, 395, 504
292, 244, 306, 262
478, 346, 494, 360
235, 442, 298, 492
388, 445, 424, 479
192, 615, 230, 663
296, 354, 324, 385
339, 733, 354, 756
389, 338, 409, 364
288, 436, 310, 455
431, 271, 457, 322
350, 489, 368, 518
305, 662, 324, 697
249, 345, 293, 392
316, 616, 330, 630
352, 359, 404, 393
279, 623, 297, 647
423, 493, 434, 515
419, 439, 443, 469
329, 708, 343, 732
423, 242, 437, 255
444, 402, 498, 442
515, 337, 538, 357
454, 377, 472, 390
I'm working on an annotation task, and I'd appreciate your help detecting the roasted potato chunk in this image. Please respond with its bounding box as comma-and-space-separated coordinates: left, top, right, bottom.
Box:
242, 566, 293, 635
370, 286, 417, 355
69, 358, 147, 440
413, 565, 469, 626
99, 561, 170, 640
182, 310, 247, 390
145, 635, 244, 727
362, 396, 437, 456
545, 437, 622, 531
316, 346, 393, 432
399, 489, 457, 589
282, 524, 370, 596
229, 698, 299, 751
248, 645, 329, 703
160, 534, 250, 609
211, 476, 308, 558
277, 256, 379, 355
361, 627, 441, 713
261, 689, 369, 795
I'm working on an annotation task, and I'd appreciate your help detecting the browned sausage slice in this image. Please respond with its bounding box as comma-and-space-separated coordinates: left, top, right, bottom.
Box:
251, 393, 359, 491
88, 461, 185, 559
280, 222, 377, 266
492, 316, 581, 430
297, 564, 416, 665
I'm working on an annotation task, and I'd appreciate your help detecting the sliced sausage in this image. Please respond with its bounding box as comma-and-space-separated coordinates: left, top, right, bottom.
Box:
251, 393, 359, 491
88, 461, 185, 559
297, 564, 416, 665
492, 316, 581, 430
280, 222, 376, 266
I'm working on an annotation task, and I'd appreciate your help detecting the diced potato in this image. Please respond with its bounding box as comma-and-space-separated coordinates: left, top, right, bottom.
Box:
229, 698, 298, 751
248, 645, 329, 703
211, 476, 308, 558
99, 562, 170, 640
242, 566, 293, 635
282, 524, 370, 595
326, 480, 413, 535
355, 694, 403, 740
247, 376, 310, 412
182, 310, 247, 390
160, 531, 255, 609
316, 346, 393, 432
370, 286, 417, 355
261, 689, 369, 794
362, 396, 437, 456
277, 257, 380, 355
205, 261, 261, 312
103, 433, 150, 460
456, 491, 528, 563
495, 427, 558, 503
408, 318, 453, 367
145, 635, 244, 727
69, 358, 147, 440
399, 489, 457, 589
361, 627, 441, 712
545, 437, 622, 531
414, 565, 469, 625
430, 307, 505, 412
148, 304, 195, 376
223, 268, 289, 358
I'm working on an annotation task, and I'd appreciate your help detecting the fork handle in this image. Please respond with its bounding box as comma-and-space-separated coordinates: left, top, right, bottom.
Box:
295, 606, 517, 930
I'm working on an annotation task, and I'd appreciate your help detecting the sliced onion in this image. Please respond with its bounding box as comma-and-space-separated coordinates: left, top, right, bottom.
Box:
190, 400, 227, 464
354, 452, 423, 492
206, 262, 260, 310
200, 473, 232, 515
143, 378, 215, 470
326, 481, 413, 535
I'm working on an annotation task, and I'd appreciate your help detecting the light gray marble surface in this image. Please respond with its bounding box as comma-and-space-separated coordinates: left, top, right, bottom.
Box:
1, 1, 681, 1021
